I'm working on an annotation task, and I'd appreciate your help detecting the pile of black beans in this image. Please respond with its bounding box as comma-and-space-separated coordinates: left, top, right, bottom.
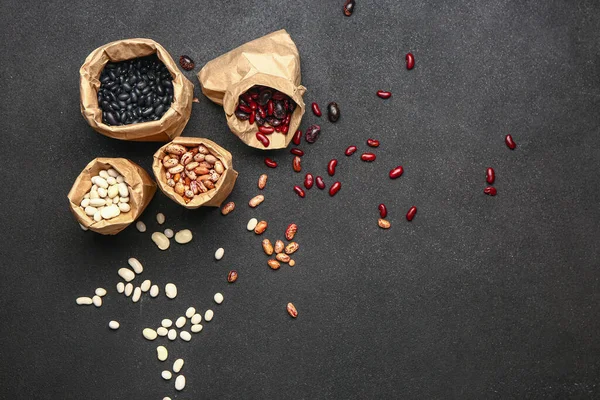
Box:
98, 54, 174, 126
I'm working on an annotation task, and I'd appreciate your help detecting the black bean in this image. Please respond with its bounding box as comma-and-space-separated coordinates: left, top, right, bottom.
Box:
108, 71, 116, 81
327, 102, 340, 122
130, 92, 138, 103
105, 112, 118, 125
162, 96, 170, 105
142, 107, 154, 117
100, 75, 110, 84
118, 93, 129, 101
137, 81, 147, 89
153, 98, 162, 108
145, 96, 153, 107
141, 86, 152, 95
126, 104, 133, 111
155, 104, 165, 117
110, 102, 120, 111
156, 85, 165, 96
148, 71, 155, 80
122, 82, 132, 92
118, 100, 127, 108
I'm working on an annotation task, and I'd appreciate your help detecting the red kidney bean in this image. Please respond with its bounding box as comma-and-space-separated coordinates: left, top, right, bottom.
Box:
311, 102, 322, 117
256, 132, 270, 147
258, 125, 274, 134
505, 134, 516, 150
264, 158, 278, 168
267, 100, 274, 116
242, 93, 253, 104
329, 181, 341, 196
316, 176, 325, 190
284, 114, 291, 125
406, 206, 417, 221
406, 53, 415, 70
238, 104, 252, 114
343, 0, 355, 16
378, 203, 387, 218
249, 100, 258, 111
250, 93, 259, 100
327, 159, 338, 176
290, 148, 304, 156
367, 139, 380, 147
486, 167, 495, 184
377, 90, 392, 99
292, 129, 302, 145
304, 173, 314, 189
272, 92, 285, 100
361, 153, 376, 162
389, 166, 404, 179
275, 126, 282, 133
345, 145, 357, 156
281, 125, 289, 134
293, 185, 305, 198
249, 110, 256, 125
258, 106, 267, 118
484, 186, 497, 196
293, 156, 302, 172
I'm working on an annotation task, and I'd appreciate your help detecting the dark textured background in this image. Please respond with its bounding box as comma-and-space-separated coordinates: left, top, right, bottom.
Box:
1, 0, 599, 399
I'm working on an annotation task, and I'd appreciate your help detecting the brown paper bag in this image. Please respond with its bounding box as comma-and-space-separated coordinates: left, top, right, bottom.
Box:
80, 38, 194, 142
198, 30, 306, 149
152, 137, 238, 209
67, 158, 157, 235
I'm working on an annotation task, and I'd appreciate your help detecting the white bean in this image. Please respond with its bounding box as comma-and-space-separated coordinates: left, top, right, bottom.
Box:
132, 287, 141, 302
135, 221, 146, 232
204, 309, 214, 322
164, 228, 174, 238
106, 176, 117, 186
156, 213, 166, 225
124, 283, 133, 297
214, 248, 224, 260
185, 307, 196, 319
127, 258, 143, 274
89, 190, 99, 200
175, 375, 186, 391
152, 232, 170, 250
119, 196, 129, 203
116, 176, 124, 183
168, 329, 177, 341
174, 229, 193, 244
107, 168, 119, 178
107, 184, 119, 199
150, 285, 159, 297
247, 218, 258, 231
118, 202, 130, 213
89, 198, 106, 207
172, 358, 184, 373
84, 206, 97, 217
161, 319, 173, 328
180, 331, 191, 342
191, 324, 203, 333
117, 182, 129, 197
97, 187, 108, 198
95, 288, 107, 297
143, 328, 158, 341
118, 268, 135, 282
116, 282, 125, 293
95, 176, 109, 189
101, 204, 120, 219
140, 280, 151, 292
161, 370, 172, 380
108, 321, 120, 330
175, 316, 186, 328
99, 170, 110, 179
157, 327, 168, 336
214, 293, 224, 304
93, 295, 102, 307
76, 297, 93, 305
165, 283, 177, 299
93, 211, 102, 222
157, 346, 168, 361
191, 314, 202, 325
80, 198, 90, 208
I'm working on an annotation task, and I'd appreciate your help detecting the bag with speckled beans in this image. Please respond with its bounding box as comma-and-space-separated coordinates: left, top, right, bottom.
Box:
198, 29, 306, 150
80, 38, 194, 142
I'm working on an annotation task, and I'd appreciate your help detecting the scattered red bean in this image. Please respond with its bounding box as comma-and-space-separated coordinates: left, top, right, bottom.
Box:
486, 168, 495, 184
406, 53, 415, 70
258, 125, 274, 134
327, 159, 338, 176
256, 132, 270, 147
389, 166, 404, 179
329, 181, 341, 196
484, 186, 497, 196
378, 203, 387, 218
290, 148, 304, 156
293, 185, 305, 198
406, 206, 417, 221
361, 153, 376, 162
264, 158, 278, 168
292, 130, 302, 145
345, 145, 357, 156
505, 134, 516, 150
343, 0, 355, 16
311, 102, 322, 117
293, 156, 302, 172
367, 139, 380, 147
316, 176, 325, 190
377, 90, 392, 99
304, 173, 314, 189
179, 55, 195, 71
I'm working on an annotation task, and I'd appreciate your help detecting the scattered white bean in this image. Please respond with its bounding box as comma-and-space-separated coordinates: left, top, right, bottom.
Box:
214, 248, 224, 260
214, 293, 224, 304
136, 221, 147, 232
157, 327, 168, 337
185, 307, 196, 319
132, 287, 141, 302
161, 371, 172, 380
165, 283, 177, 299
164, 229, 174, 238
95, 288, 107, 297
152, 232, 170, 250
175, 316, 186, 328
180, 331, 191, 342
108, 321, 120, 330
247, 218, 258, 231
168, 329, 177, 341
204, 309, 214, 322
142, 328, 158, 341
116, 282, 125, 293
93, 295, 102, 307
150, 285, 159, 297
127, 258, 143, 274
157, 346, 168, 361
156, 213, 166, 225
140, 280, 151, 292
161, 319, 173, 328
191, 314, 202, 325
118, 268, 135, 282
191, 324, 203, 333
124, 283, 133, 297
174, 229, 193, 244
76, 297, 93, 305
175, 375, 186, 391
173, 358, 184, 373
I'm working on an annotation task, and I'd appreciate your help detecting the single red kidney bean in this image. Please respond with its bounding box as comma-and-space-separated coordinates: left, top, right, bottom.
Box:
293, 156, 302, 172
242, 93, 253, 104
293, 185, 305, 198
264, 158, 277, 168
343, 0, 355, 16
238, 104, 252, 114
258, 125, 274, 134
304, 173, 314, 189
281, 125, 289, 134
249, 110, 256, 125
361, 153, 376, 162
505, 134, 516, 150
256, 132, 270, 147
377, 90, 392, 99
290, 148, 304, 156
292, 129, 302, 145
250, 93, 259, 100
275, 125, 282, 132
486, 167, 495, 184
378, 203, 387, 218
406, 53, 415, 70
327, 159, 338, 176
329, 181, 341, 196
406, 206, 417, 221
249, 100, 258, 110
389, 166, 404, 179
484, 186, 497, 196
258, 106, 267, 119
345, 145, 357, 156
316, 176, 325, 190
284, 114, 291, 125
311, 102, 322, 117
367, 139, 380, 147
267, 100, 274, 116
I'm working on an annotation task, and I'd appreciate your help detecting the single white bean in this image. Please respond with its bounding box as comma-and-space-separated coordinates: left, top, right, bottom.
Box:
185, 307, 196, 319
80, 198, 90, 208
161, 370, 172, 380
116, 282, 125, 293
175, 375, 186, 391
108, 321, 120, 330
174, 229, 193, 244
76, 297, 93, 305
162, 319, 173, 328
157, 346, 168, 361
107, 185, 119, 198
106, 176, 117, 186
172, 358, 184, 373
127, 258, 143, 274
93, 295, 102, 307
214, 248, 224, 260
164, 228, 174, 238
157, 327, 168, 337
97, 187, 108, 198
204, 309, 214, 322
132, 287, 141, 302
84, 206, 98, 217
150, 285, 159, 297
152, 232, 170, 250
140, 280, 151, 292
89, 198, 106, 207
107, 168, 119, 178
175, 316, 186, 328
136, 221, 146, 232
95, 176, 109, 189
124, 283, 133, 297
118, 202, 131, 213
156, 213, 166, 225
143, 328, 158, 341
180, 331, 191, 342
118, 268, 135, 282
191, 324, 203, 333
89, 190, 99, 199
105, 197, 112, 205
247, 218, 258, 231
95, 288, 107, 297
117, 182, 129, 197
165, 283, 177, 299
214, 293, 224, 304
168, 329, 177, 341
116, 176, 124, 183
191, 314, 202, 325
119, 196, 129, 203
93, 211, 102, 222
99, 170, 109, 179
101, 204, 120, 220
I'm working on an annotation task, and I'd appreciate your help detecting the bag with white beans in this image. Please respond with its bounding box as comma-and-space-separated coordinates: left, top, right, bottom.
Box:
67, 157, 156, 235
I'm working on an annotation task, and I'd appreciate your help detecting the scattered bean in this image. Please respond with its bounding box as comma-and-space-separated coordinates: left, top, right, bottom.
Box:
128, 258, 143, 274
76, 297, 93, 305
176, 316, 186, 328
264, 158, 278, 168
164, 229, 174, 238
162, 319, 173, 328
116, 282, 125, 293
152, 232, 170, 250
168, 329, 177, 341
276, 253, 291, 263
316, 176, 326, 190
204, 310, 214, 322
262, 239, 274, 255
290, 148, 304, 156
258, 174, 268, 189
379, 204, 388, 218
345, 145, 357, 156
293, 156, 302, 172
118, 268, 135, 282
124, 283, 133, 297
311, 102, 322, 117
109, 321, 120, 330
293, 185, 306, 198
406, 53, 415, 70
150, 285, 159, 297
378, 219, 391, 229
156, 213, 166, 225
304, 173, 314, 189
287, 303, 298, 318
179, 55, 195, 71
406, 206, 417, 221
136, 221, 146, 232
486, 167, 495, 184
377, 90, 392, 99
327, 102, 340, 122
191, 314, 202, 325
174, 229, 193, 244
215, 247, 225, 260
157, 327, 168, 336
329, 181, 341, 196
157, 346, 168, 361
165, 283, 178, 299
285, 223, 298, 241
254, 220, 268, 235
214, 293, 224, 304
143, 328, 158, 341
221, 202, 236, 215
328, 159, 338, 176
343, 0, 355, 16
305, 125, 321, 144
161, 371, 172, 380
227, 270, 238, 283
285, 242, 299, 255
268, 259, 281, 270
274, 240, 285, 254
132, 287, 141, 303
95, 288, 107, 297
175, 375, 186, 391
180, 331, 191, 342
289, 259, 296, 267
292, 129, 302, 145
247, 218, 258, 231
173, 358, 184, 373
367, 139, 380, 147
389, 166, 404, 179
361, 153, 376, 162
249, 195, 265, 208
484, 186, 497, 196
505, 134, 516, 149
191, 324, 203, 333
256, 132, 270, 147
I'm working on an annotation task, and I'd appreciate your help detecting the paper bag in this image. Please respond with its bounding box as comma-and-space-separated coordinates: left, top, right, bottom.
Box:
68, 158, 157, 235
152, 137, 238, 209
80, 38, 194, 142
198, 30, 306, 149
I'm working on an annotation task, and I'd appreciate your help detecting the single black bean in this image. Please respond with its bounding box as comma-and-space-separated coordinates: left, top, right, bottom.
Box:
153, 98, 162, 108
145, 96, 153, 107
142, 107, 154, 117
106, 91, 116, 102
155, 104, 165, 117
156, 85, 165, 96
108, 71, 116, 81
148, 71, 155, 80
137, 81, 147, 89
125, 111, 133, 120
100, 75, 110, 84
118, 93, 129, 101
130, 92, 138, 103
141, 86, 152, 95
122, 82, 132, 92
126, 104, 133, 111
162, 96, 170, 105
118, 100, 127, 108
105, 112, 118, 125
134, 88, 142, 97
111, 102, 120, 111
